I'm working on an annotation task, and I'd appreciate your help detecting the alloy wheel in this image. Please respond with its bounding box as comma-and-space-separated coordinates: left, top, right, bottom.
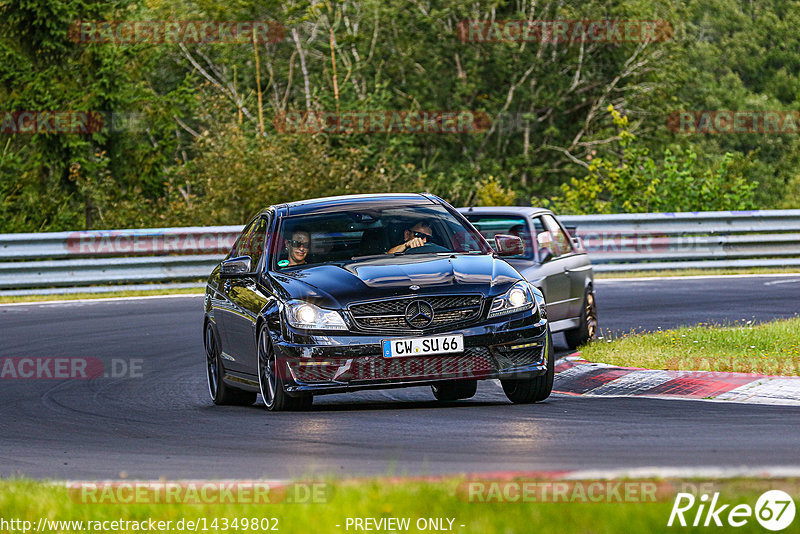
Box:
258, 328, 277, 408
585, 292, 598, 340
205, 324, 219, 400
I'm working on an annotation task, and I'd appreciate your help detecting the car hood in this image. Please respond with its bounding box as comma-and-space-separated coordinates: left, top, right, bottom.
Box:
268, 254, 522, 309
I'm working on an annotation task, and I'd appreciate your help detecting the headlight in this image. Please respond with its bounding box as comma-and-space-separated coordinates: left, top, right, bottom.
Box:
488, 281, 537, 318
286, 300, 348, 331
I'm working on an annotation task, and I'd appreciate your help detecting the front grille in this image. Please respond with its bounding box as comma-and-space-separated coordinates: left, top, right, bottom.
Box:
355, 350, 493, 381
289, 347, 494, 383
348, 295, 483, 332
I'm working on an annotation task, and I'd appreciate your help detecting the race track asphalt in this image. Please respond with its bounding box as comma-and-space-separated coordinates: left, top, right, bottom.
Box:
1, 275, 798, 479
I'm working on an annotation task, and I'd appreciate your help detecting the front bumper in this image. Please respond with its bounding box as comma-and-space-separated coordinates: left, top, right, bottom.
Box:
273, 314, 549, 395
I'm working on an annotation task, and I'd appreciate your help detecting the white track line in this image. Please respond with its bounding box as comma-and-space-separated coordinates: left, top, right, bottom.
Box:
597, 273, 800, 283
56, 466, 800, 484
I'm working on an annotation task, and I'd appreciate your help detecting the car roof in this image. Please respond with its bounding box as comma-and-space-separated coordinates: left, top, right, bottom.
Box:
457, 206, 552, 217
275, 193, 437, 216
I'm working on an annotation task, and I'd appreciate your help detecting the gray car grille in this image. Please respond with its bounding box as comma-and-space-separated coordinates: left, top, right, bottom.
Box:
348, 295, 483, 332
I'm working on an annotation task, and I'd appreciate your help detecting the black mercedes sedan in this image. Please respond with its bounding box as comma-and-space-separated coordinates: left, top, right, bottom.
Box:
203, 193, 552, 411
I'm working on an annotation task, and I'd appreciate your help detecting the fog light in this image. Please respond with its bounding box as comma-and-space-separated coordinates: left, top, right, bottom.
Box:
509, 342, 539, 350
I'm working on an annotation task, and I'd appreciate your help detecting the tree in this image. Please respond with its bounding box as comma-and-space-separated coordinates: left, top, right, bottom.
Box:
535, 106, 758, 213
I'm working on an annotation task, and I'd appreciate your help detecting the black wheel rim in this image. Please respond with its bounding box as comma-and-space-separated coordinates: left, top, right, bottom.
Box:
586, 293, 598, 340
258, 329, 277, 408
205, 324, 219, 400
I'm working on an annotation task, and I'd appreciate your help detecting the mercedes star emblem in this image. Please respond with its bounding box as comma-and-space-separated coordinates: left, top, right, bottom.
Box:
405, 300, 435, 328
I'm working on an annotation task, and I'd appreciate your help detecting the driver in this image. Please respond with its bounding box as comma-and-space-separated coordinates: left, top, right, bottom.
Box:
284, 228, 311, 266
388, 221, 433, 254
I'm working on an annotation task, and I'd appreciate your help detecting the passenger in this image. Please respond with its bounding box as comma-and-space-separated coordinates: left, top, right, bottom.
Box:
284, 229, 311, 266
387, 221, 433, 254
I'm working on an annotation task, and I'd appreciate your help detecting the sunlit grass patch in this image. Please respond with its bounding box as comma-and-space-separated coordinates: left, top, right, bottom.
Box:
1, 477, 798, 534
583, 318, 800, 376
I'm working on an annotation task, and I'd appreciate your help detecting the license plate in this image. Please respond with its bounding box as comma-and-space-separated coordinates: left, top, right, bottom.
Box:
381, 334, 464, 358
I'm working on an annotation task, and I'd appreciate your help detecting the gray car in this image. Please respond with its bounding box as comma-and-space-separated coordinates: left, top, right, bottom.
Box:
459, 206, 597, 348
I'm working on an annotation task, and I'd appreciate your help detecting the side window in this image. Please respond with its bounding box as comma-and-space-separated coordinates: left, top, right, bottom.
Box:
231, 218, 259, 258
531, 216, 546, 257
531, 217, 545, 239
542, 214, 573, 257
242, 218, 268, 269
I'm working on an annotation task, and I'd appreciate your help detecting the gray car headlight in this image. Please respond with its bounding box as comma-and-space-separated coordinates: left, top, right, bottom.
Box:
488, 281, 537, 318
286, 300, 348, 331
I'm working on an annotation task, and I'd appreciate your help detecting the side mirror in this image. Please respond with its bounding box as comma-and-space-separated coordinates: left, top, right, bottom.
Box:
538, 248, 553, 264
494, 234, 524, 256
220, 256, 253, 278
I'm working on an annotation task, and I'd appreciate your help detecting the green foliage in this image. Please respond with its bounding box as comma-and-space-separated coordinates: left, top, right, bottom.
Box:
536, 107, 758, 214
474, 176, 516, 207
0, 0, 192, 230
160, 95, 413, 225
781, 173, 800, 208
0, 0, 797, 231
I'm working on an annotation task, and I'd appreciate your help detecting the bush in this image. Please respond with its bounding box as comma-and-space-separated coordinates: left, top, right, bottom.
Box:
534, 106, 759, 214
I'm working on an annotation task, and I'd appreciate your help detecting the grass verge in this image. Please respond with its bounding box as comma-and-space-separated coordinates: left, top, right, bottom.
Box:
0, 287, 202, 304
596, 266, 800, 279
1, 477, 797, 534
584, 317, 800, 375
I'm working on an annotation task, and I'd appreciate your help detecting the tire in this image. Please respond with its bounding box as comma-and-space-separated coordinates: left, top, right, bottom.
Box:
205, 322, 256, 406
501, 331, 554, 404
431, 379, 478, 401
564, 289, 598, 349
257, 325, 313, 412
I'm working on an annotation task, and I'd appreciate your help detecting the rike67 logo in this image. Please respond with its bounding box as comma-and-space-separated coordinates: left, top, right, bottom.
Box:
668, 490, 795, 531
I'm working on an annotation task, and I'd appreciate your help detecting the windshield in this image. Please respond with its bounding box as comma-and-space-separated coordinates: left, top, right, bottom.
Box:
463, 214, 534, 260
273, 204, 491, 270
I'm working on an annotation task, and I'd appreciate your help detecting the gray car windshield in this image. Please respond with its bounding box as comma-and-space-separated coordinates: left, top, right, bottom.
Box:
274, 205, 490, 269
464, 215, 534, 260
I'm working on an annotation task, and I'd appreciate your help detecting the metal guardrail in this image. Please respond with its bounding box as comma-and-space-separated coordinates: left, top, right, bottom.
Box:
0, 226, 240, 290
0, 226, 241, 261
559, 210, 800, 270
0, 210, 798, 291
